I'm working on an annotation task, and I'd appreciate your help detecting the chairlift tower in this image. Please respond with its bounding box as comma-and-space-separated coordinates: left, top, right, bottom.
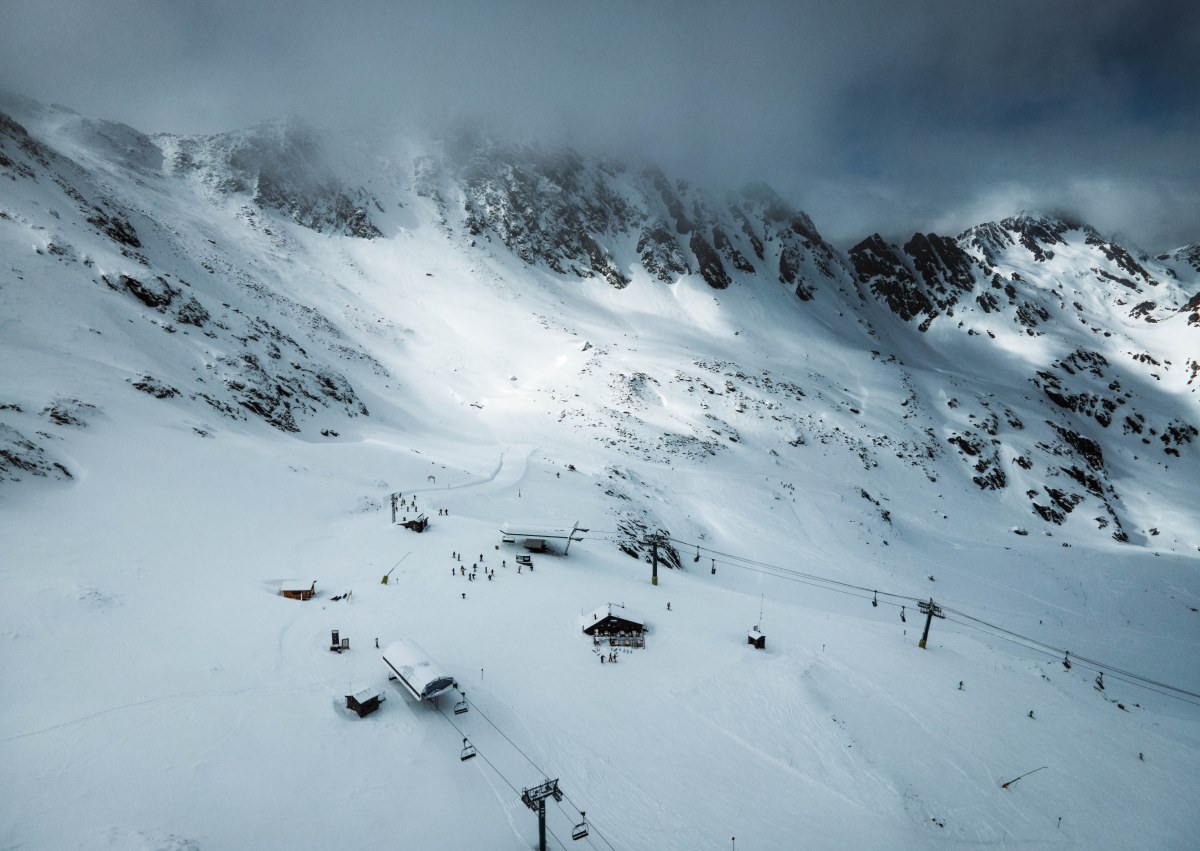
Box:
520, 778, 563, 851
917, 597, 944, 649
644, 532, 669, 586
564, 521, 589, 556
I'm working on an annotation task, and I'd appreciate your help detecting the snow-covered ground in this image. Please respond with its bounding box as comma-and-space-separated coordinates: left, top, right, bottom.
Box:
2, 97, 1198, 850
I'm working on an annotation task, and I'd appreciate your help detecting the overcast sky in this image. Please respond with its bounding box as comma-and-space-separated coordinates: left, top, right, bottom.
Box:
2, 0, 1196, 249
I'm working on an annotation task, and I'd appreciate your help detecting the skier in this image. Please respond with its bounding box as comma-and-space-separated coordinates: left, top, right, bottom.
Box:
462, 593, 466, 600
375, 637, 379, 649
667, 602, 671, 611
958, 681, 963, 690
1028, 710, 1035, 719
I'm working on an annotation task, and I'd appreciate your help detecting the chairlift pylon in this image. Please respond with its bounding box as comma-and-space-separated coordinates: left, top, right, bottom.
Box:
454, 690, 469, 715
460, 737, 477, 761
571, 811, 589, 841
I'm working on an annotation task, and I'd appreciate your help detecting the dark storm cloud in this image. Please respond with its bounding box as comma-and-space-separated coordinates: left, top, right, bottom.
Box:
2, 0, 1196, 249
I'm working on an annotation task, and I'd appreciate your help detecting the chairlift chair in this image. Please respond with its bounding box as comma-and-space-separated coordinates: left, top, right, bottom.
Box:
454, 691, 470, 715
872, 591, 878, 607
711, 558, 716, 575
571, 812, 589, 841
460, 738, 477, 761
900, 605, 906, 623
693, 546, 700, 563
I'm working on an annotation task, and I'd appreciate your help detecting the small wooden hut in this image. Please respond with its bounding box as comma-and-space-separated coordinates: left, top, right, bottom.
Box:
345, 687, 384, 718
747, 626, 766, 649
280, 580, 316, 600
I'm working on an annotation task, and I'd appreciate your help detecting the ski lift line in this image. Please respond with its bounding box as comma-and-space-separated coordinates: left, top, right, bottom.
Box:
559, 794, 619, 851
436, 706, 572, 851
650, 531, 1200, 703
941, 615, 1200, 706
581, 532, 1200, 704
942, 609, 1200, 701
552, 799, 602, 849
464, 703, 621, 850
664, 537, 927, 602
470, 702, 548, 776
437, 706, 519, 794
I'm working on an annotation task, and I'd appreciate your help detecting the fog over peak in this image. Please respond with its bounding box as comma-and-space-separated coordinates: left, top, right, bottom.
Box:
2, 0, 1196, 250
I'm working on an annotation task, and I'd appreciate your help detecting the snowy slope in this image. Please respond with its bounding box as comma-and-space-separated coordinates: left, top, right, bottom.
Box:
1, 95, 1198, 850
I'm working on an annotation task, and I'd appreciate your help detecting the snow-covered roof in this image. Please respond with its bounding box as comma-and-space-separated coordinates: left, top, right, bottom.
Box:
500, 520, 576, 539
382, 640, 456, 700
279, 580, 315, 592
585, 603, 643, 627
748, 627, 764, 640
346, 686, 382, 704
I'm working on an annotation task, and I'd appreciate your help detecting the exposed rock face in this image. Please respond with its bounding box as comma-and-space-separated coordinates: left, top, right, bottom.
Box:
161, 119, 383, 238
848, 235, 932, 323
444, 143, 848, 298
2, 93, 1196, 551
638, 225, 691, 282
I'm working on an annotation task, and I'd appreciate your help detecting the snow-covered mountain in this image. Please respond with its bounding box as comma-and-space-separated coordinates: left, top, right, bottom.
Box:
2, 94, 1197, 850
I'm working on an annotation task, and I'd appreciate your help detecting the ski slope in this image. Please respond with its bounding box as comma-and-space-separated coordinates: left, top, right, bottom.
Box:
1, 95, 1198, 850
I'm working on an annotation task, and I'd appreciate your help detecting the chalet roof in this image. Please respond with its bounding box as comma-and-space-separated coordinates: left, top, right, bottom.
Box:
585, 603, 643, 628
280, 580, 315, 592
346, 686, 383, 704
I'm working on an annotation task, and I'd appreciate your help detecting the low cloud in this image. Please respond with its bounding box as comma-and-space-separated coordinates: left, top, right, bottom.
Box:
2, 0, 1195, 249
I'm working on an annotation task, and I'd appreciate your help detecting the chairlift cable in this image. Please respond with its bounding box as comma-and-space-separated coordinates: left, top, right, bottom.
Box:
642, 533, 1199, 703
460, 702, 619, 848
574, 531, 1200, 703
436, 706, 571, 850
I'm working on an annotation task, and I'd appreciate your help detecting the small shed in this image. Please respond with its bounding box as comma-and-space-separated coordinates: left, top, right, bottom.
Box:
401, 514, 429, 532
583, 604, 645, 638
345, 686, 384, 718
280, 580, 316, 600
747, 626, 766, 650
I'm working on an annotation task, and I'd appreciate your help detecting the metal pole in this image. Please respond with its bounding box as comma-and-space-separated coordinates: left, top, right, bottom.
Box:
538, 798, 547, 851
917, 597, 943, 649
651, 538, 659, 586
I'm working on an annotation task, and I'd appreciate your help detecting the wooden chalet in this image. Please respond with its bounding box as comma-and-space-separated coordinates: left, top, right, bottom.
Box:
583, 604, 645, 646
345, 686, 384, 718
279, 580, 316, 601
